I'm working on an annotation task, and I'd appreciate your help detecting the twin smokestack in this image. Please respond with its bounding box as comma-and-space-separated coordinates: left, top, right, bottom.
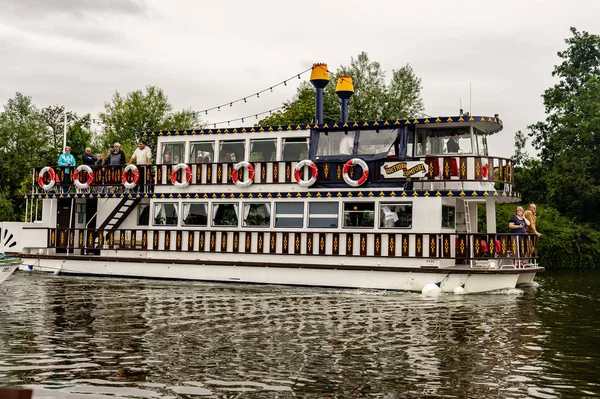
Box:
309, 63, 354, 124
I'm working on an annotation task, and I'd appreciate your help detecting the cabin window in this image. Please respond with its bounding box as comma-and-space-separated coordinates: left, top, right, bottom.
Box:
356, 129, 397, 157
415, 128, 472, 156
190, 142, 214, 163
316, 130, 356, 157
282, 138, 309, 161
442, 205, 455, 228
153, 203, 179, 226
308, 202, 338, 228
343, 202, 375, 228
379, 203, 412, 228
161, 142, 184, 164
138, 204, 150, 226
182, 203, 208, 226
212, 203, 239, 226
475, 130, 489, 156
275, 202, 304, 228
219, 140, 245, 163
242, 203, 271, 227
250, 139, 276, 162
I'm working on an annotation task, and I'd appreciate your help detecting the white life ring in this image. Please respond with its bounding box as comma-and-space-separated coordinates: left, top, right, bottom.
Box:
171, 163, 192, 188
38, 166, 59, 191
122, 164, 139, 190
294, 159, 318, 187
232, 161, 254, 187
343, 158, 369, 187
73, 165, 95, 189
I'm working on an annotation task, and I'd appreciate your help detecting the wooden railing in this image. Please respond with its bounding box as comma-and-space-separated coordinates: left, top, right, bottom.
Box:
48, 228, 538, 264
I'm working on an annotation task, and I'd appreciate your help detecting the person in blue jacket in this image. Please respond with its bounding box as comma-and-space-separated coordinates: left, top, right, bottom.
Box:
57, 146, 76, 193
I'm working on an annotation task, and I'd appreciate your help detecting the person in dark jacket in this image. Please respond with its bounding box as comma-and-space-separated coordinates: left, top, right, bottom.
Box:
82, 147, 98, 166
109, 143, 126, 165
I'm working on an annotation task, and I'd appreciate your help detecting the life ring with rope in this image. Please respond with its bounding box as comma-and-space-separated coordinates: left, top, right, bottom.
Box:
232, 161, 254, 187
342, 158, 369, 187
38, 167, 60, 191
121, 164, 139, 190
73, 165, 95, 190
294, 159, 318, 187
481, 163, 489, 179
171, 163, 193, 188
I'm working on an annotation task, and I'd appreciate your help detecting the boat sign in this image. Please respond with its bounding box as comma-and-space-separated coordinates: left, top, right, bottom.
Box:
381, 161, 428, 178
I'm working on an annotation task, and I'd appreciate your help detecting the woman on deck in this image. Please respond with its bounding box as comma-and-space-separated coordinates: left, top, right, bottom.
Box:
509, 206, 530, 234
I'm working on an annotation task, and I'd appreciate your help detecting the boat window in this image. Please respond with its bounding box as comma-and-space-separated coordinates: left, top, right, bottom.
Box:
161, 142, 184, 164
315, 130, 356, 157
415, 128, 472, 156
250, 139, 276, 162
275, 202, 304, 228
379, 203, 412, 228
282, 138, 309, 161
356, 129, 397, 157
343, 202, 375, 228
308, 202, 338, 228
475, 129, 489, 156
212, 203, 239, 226
138, 204, 150, 226
442, 205, 455, 228
219, 140, 245, 163
153, 203, 179, 226
182, 203, 208, 226
242, 203, 271, 227
190, 142, 214, 163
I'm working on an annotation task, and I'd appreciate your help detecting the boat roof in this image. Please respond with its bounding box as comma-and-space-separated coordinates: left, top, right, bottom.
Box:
144, 115, 503, 137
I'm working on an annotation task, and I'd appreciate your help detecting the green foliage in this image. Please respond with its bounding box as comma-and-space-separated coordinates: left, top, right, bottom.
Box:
259, 52, 424, 125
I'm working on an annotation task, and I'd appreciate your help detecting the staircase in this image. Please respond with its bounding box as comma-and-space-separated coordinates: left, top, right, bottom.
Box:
98, 197, 141, 231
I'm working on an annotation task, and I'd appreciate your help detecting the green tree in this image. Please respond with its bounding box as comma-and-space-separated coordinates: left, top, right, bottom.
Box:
0, 93, 50, 220
528, 27, 600, 224
98, 86, 204, 158
259, 52, 424, 125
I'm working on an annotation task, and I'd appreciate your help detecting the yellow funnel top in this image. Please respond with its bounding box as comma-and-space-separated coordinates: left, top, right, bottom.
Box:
310, 63, 330, 83
336, 75, 354, 93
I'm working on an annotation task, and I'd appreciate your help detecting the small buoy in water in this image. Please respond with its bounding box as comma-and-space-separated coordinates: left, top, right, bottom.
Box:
454, 285, 467, 295
422, 282, 442, 296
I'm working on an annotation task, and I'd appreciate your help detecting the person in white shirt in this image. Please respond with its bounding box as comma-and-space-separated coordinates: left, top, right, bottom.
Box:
340, 133, 355, 155
128, 141, 152, 192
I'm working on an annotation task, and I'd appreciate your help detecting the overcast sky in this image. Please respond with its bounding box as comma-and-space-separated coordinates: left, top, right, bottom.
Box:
1, 0, 599, 157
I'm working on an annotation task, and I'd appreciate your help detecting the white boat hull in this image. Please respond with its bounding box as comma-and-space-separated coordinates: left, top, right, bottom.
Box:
0, 261, 20, 285
21, 254, 539, 294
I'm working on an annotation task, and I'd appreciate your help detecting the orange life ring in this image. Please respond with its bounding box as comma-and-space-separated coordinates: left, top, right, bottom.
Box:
294, 160, 318, 187
342, 158, 369, 187
38, 167, 59, 191
232, 161, 254, 187
171, 163, 192, 188
73, 165, 95, 189
122, 164, 139, 189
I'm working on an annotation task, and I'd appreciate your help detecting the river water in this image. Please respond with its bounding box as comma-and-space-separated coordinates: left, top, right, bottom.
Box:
0, 270, 599, 399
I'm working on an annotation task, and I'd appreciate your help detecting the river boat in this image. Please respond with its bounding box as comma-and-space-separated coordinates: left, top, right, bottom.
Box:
0, 64, 542, 293
0, 254, 21, 285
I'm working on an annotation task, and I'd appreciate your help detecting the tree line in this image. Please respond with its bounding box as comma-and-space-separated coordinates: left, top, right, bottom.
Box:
1, 39, 598, 269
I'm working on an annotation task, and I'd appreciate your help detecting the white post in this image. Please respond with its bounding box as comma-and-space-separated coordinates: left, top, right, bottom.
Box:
62, 108, 67, 151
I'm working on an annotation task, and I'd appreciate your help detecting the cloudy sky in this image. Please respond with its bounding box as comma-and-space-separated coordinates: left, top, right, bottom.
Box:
1, 0, 598, 157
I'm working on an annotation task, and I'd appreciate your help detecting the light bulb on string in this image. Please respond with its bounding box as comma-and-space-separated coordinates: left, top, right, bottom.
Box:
256, 93, 259, 98
230, 103, 232, 107
218, 106, 221, 111
244, 98, 247, 103
297, 74, 300, 79
284, 81, 287, 86
242, 118, 244, 123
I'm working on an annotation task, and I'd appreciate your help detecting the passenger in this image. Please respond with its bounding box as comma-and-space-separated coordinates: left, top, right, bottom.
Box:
128, 140, 152, 192
96, 152, 108, 193
508, 206, 529, 234
524, 203, 542, 237
82, 147, 98, 166
57, 146, 76, 193
446, 132, 460, 153
163, 153, 172, 164
340, 133, 355, 155
109, 143, 126, 165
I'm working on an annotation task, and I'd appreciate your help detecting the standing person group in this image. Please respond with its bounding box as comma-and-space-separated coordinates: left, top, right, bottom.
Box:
56, 142, 152, 193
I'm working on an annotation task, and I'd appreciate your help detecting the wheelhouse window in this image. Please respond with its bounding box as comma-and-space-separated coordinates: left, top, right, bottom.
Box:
282, 137, 309, 161
250, 139, 276, 162
315, 130, 355, 157
415, 127, 472, 156
379, 203, 412, 228
442, 205, 455, 228
219, 140, 245, 163
138, 204, 150, 226
314, 129, 398, 160
343, 202, 375, 228
190, 142, 214, 163
275, 202, 304, 228
355, 129, 397, 157
154, 203, 179, 226
474, 129, 489, 156
182, 203, 208, 226
161, 142, 184, 164
212, 203, 239, 226
308, 202, 338, 228
242, 203, 271, 227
